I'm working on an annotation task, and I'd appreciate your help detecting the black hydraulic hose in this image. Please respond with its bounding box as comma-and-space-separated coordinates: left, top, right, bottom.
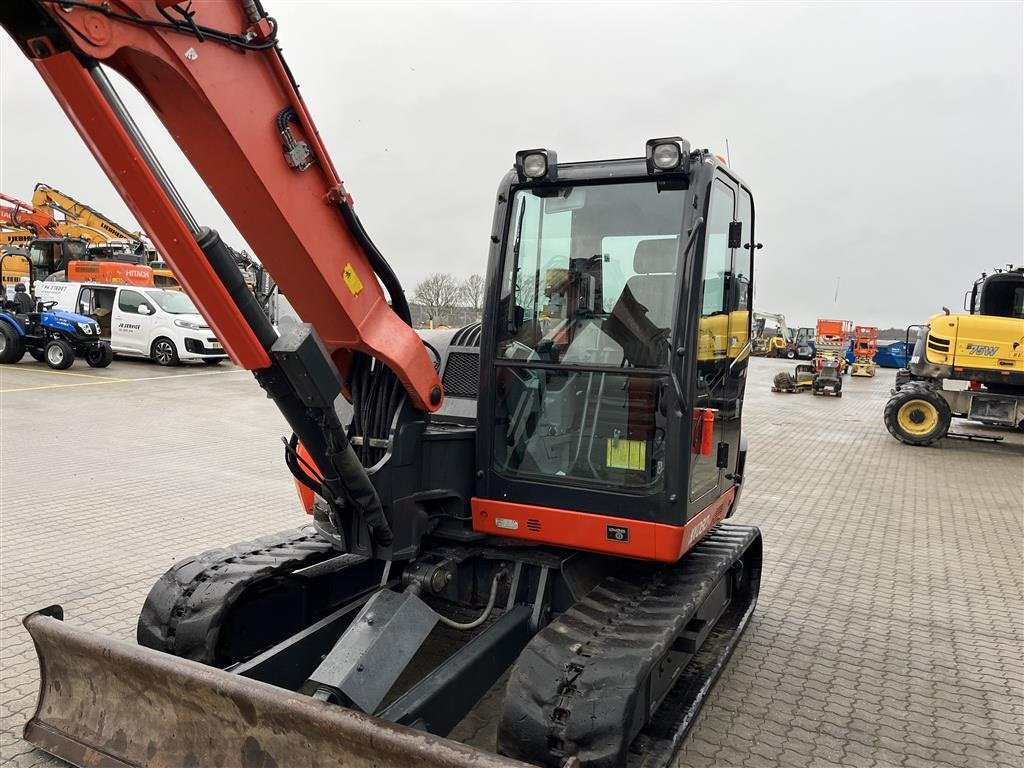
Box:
336, 202, 411, 325
322, 425, 393, 545
284, 434, 323, 494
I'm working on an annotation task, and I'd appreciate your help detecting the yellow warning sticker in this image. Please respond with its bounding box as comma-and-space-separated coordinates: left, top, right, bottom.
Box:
342, 263, 364, 296
606, 438, 646, 470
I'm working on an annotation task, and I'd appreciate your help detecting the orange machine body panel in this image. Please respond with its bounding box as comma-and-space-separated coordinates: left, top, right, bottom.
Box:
471, 488, 737, 563
66, 260, 154, 287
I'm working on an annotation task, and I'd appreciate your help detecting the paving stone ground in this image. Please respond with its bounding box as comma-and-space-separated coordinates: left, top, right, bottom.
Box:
1, 355, 1021, 767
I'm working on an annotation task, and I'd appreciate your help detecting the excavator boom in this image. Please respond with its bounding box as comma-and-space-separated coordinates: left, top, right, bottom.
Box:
0, 192, 64, 237
32, 182, 144, 244
1, 0, 440, 407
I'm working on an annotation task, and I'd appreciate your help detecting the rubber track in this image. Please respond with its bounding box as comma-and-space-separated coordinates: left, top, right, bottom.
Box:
498, 523, 760, 768
137, 525, 356, 663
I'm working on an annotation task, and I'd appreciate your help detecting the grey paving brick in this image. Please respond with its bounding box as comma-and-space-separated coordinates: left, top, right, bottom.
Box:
1, 357, 1021, 768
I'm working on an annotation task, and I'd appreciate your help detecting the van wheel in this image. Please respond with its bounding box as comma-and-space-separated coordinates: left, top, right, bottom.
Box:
45, 339, 75, 370
151, 337, 180, 366
86, 343, 114, 368
0, 323, 25, 364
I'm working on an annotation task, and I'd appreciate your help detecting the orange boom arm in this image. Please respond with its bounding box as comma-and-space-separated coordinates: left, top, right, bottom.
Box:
2, 0, 440, 408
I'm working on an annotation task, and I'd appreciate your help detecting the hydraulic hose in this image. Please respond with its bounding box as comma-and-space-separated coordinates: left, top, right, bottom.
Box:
435, 571, 503, 631
336, 202, 411, 325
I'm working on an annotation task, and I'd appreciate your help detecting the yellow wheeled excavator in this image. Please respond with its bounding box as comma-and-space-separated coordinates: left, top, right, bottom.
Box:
1, 2, 762, 767
885, 266, 1024, 444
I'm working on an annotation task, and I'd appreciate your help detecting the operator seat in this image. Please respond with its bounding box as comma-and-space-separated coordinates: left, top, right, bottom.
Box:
12, 285, 35, 314
605, 238, 679, 368
624, 238, 678, 329
586, 238, 680, 467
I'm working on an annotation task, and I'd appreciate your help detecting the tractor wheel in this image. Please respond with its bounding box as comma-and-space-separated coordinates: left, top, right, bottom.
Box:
44, 339, 75, 370
86, 343, 114, 368
0, 324, 26, 364
151, 337, 180, 366
29, 348, 46, 362
773, 372, 795, 391
785, 349, 796, 360
884, 388, 951, 446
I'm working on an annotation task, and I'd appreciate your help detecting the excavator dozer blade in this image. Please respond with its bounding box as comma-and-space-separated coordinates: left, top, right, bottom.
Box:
22, 606, 528, 768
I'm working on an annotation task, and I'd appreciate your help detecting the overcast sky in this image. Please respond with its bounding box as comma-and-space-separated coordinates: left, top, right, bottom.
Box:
1, 1, 1021, 328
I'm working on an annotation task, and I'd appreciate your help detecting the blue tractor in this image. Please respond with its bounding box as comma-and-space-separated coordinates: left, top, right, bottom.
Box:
0, 296, 113, 370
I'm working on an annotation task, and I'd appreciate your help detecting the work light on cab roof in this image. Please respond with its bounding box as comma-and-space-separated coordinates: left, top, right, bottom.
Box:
514, 148, 557, 182
516, 138, 694, 184
646, 136, 692, 174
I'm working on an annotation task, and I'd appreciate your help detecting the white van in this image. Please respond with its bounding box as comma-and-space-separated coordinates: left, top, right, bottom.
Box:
37, 281, 227, 365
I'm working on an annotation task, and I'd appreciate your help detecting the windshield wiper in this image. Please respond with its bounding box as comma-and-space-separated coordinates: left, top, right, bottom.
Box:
506, 199, 527, 333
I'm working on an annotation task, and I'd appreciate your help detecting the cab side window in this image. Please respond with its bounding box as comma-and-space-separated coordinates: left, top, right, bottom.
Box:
701, 180, 735, 316
118, 289, 152, 314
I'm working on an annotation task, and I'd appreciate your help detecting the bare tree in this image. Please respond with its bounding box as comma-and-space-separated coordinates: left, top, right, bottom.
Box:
460, 274, 485, 314
413, 272, 461, 327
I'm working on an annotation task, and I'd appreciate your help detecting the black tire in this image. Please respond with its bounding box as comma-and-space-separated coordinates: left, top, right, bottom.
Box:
0, 323, 25, 364
884, 388, 951, 446
28, 348, 46, 362
151, 337, 180, 366
44, 339, 75, 370
773, 372, 795, 390
202, 357, 223, 366
86, 343, 114, 368
785, 349, 796, 360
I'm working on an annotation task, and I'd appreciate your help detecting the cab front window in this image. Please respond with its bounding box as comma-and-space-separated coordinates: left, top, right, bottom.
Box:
492, 181, 689, 492
497, 182, 686, 370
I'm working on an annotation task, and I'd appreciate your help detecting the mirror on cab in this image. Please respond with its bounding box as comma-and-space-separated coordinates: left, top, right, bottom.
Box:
138, 304, 152, 315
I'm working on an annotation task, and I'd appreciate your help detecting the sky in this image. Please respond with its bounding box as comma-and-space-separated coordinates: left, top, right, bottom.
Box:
1, 1, 1021, 329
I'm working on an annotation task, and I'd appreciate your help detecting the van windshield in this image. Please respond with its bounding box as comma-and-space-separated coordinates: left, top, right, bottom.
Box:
148, 290, 198, 315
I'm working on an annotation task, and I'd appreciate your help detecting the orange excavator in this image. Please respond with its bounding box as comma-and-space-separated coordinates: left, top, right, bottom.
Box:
1, 3, 762, 767
0, 191, 65, 238
0, 192, 93, 285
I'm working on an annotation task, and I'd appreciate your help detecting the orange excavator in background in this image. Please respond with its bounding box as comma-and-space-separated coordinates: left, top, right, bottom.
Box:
2, 188, 152, 286
1, 3, 762, 767
0, 191, 64, 238
0, 192, 93, 286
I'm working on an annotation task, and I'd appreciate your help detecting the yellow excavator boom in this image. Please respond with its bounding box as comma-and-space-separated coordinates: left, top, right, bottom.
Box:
32, 183, 143, 244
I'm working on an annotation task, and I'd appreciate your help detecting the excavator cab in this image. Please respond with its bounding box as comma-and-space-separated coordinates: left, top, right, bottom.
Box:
475, 145, 756, 557
970, 268, 1024, 319
26, 237, 89, 282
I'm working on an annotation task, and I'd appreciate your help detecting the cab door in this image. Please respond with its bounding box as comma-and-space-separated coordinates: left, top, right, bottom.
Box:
689, 175, 738, 507
113, 288, 156, 354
